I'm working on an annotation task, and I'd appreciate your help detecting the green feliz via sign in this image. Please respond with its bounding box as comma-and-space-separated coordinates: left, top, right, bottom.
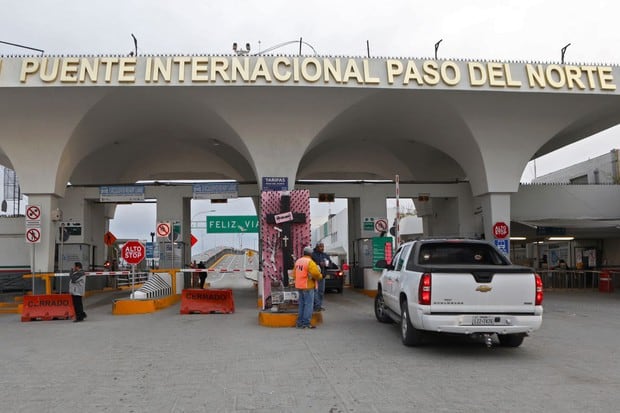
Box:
206, 216, 259, 233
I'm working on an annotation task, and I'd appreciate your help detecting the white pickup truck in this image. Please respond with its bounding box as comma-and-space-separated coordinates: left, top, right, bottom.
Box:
374, 239, 543, 347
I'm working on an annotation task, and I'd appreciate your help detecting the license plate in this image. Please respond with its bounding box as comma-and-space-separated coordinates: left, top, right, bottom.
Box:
471, 315, 497, 325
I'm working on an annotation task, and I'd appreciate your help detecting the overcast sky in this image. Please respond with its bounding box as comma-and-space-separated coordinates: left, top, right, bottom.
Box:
2, 0, 619, 245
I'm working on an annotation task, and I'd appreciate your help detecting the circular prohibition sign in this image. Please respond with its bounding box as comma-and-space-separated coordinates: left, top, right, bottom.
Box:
26, 205, 41, 220
26, 228, 41, 243
374, 219, 389, 233
157, 222, 171, 237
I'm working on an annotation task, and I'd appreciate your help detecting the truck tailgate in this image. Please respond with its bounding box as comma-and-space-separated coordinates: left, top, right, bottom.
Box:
429, 271, 536, 314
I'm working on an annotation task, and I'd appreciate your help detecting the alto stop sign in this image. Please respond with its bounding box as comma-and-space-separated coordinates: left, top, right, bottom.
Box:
493, 222, 509, 239
122, 240, 146, 265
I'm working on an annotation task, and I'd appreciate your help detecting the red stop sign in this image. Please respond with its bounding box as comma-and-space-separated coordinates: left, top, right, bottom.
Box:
493, 222, 509, 239
122, 240, 146, 265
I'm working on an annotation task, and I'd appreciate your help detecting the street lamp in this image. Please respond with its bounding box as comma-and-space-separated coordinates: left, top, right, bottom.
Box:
561, 43, 571, 64
150, 232, 155, 269
434, 39, 443, 60
192, 209, 216, 253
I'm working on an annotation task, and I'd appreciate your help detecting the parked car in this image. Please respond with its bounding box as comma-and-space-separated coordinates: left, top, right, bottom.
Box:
324, 262, 344, 294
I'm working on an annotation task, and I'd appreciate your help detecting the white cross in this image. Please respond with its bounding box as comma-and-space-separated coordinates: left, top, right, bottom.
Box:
282, 235, 289, 247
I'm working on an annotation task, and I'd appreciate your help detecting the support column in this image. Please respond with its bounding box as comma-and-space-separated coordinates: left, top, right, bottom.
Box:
155, 189, 190, 268
477, 193, 511, 253
358, 184, 388, 239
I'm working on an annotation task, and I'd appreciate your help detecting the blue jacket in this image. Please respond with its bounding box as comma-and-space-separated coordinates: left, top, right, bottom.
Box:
311, 249, 331, 275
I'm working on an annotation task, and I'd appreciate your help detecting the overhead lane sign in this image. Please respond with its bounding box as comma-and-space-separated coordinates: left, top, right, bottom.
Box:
193, 182, 238, 200
100, 185, 145, 202
262, 177, 288, 191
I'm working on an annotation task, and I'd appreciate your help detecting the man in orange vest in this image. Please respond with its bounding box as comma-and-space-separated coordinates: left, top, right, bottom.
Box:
291, 246, 323, 329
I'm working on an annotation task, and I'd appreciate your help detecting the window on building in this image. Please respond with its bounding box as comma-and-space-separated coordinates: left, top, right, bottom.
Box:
569, 175, 588, 184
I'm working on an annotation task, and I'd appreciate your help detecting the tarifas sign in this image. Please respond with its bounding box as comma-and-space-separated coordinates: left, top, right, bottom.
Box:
1, 56, 617, 92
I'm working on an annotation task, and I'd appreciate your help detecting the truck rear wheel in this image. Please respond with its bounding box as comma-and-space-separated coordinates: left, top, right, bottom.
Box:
374, 291, 392, 323
401, 301, 424, 346
497, 333, 525, 347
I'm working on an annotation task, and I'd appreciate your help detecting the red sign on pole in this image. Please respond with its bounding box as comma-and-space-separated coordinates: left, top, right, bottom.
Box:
104, 231, 117, 246
121, 240, 145, 265
493, 222, 509, 239
190, 234, 198, 247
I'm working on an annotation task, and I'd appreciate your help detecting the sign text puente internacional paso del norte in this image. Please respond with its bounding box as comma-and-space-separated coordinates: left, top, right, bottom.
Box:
1, 55, 617, 92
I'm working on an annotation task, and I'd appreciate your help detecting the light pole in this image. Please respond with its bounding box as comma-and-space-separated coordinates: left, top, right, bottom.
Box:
150, 232, 155, 269
192, 209, 216, 253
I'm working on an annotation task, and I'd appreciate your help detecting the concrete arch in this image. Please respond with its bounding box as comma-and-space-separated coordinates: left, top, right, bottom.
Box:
0, 149, 15, 171
298, 90, 473, 182
541, 97, 620, 156
59, 88, 258, 187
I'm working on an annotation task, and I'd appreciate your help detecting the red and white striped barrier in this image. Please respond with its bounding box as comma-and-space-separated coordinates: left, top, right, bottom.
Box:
55, 271, 132, 276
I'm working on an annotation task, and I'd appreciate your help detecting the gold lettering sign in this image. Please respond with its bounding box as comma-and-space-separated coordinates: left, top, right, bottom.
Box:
13, 56, 617, 92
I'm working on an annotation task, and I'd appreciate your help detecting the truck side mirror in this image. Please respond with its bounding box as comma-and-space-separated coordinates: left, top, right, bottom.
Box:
375, 259, 393, 270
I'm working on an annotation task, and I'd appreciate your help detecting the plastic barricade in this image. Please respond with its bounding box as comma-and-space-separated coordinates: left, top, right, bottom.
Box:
180, 288, 235, 314
21, 294, 75, 322
598, 271, 614, 293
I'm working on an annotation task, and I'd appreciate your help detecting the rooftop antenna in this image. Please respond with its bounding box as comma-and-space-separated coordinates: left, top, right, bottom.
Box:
561, 43, 571, 64
366, 40, 370, 58
434, 39, 443, 59
131, 34, 138, 57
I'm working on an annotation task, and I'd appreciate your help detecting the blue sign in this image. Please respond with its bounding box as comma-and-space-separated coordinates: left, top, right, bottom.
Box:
192, 182, 238, 199
494, 239, 509, 255
262, 177, 288, 191
145, 242, 154, 259
99, 185, 145, 202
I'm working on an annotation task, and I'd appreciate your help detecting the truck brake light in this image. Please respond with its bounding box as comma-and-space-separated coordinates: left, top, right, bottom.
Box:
418, 273, 432, 305
535, 273, 544, 305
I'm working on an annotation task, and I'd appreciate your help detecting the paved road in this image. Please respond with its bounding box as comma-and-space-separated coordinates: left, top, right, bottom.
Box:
2, 283, 620, 412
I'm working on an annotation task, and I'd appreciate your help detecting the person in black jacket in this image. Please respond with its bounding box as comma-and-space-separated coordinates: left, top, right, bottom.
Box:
312, 243, 331, 312
198, 261, 207, 289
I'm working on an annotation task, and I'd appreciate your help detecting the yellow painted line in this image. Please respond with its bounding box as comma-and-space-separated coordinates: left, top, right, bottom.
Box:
209, 254, 230, 269
356, 289, 377, 298
258, 311, 323, 328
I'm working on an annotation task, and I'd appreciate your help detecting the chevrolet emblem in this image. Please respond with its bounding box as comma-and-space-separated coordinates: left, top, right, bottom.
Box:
476, 285, 492, 292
